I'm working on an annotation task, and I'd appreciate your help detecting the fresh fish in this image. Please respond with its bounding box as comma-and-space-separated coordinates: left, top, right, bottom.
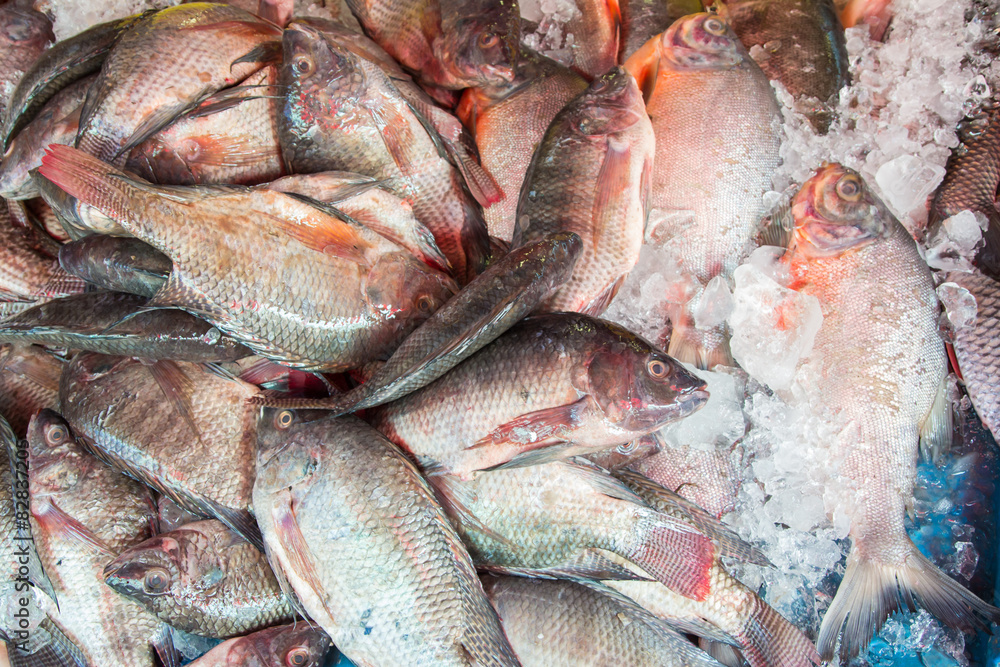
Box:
619, 0, 704, 61
431, 459, 715, 599
75, 3, 282, 164
0, 291, 252, 362
928, 106, 1000, 282
184, 623, 332, 667
456, 49, 588, 242
265, 171, 450, 272
254, 412, 519, 666
103, 519, 294, 638
561, 0, 620, 79
26, 409, 172, 666
278, 20, 491, 283
944, 270, 1000, 441
254, 232, 583, 414
514, 67, 653, 316
781, 164, 1000, 660
370, 312, 707, 478
0, 75, 91, 200
0, 202, 85, 301
0, 3, 54, 121
484, 576, 723, 666
58, 235, 171, 299
2, 13, 147, 149
0, 344, 62, 437
39, 145, 457, 371
624, 13, 781, 368
721, 0, 849, 133
343, 0, 519, 90
59, 352, 263, 550
126, 65, 285, 187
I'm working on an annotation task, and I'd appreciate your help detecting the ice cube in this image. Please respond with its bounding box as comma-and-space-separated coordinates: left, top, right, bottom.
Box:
874, 155, 947, 218
942, 210, 984, 254
937, 283, 978, 330
658, 365, 745, 449
693, 276, 734, 330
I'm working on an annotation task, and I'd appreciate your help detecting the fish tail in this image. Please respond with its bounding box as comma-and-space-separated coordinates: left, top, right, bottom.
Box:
733, 593, 820, 667
627, 517, 714, 601
817, 540, 1000, 663
667, 316, 733, 371
37, 145, 139, 228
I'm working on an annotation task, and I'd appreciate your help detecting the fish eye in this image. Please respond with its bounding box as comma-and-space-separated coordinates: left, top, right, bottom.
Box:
646, 358, 668, 379
275, 410, 295, 430
835, 175, 862, 201
143, 568, 170, 594
616, 440, 638, 455
43, 423, 67, 446
286, 647, 310, 667
703, 17, 727, 35
293, 56, 314, 76
416, 295, 434, 314
478, 32, 499, 48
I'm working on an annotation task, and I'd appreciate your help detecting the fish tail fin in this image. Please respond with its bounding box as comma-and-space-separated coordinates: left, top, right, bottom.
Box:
817, 541, 1000, 663
37, 145, 138, 226
627, 516, 714, 601
734, 593, 820, 667
667, 316, 733, 371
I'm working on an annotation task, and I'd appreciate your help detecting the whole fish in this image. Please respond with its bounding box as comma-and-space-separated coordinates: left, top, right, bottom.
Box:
561, 0, 620, 79
27, 409, 171, 667
624, 13, 781, 368
0, 343, 62, 437
59, 352, 263, 550
484, 576, 722, 666
781, 165, 1000, 660
928, 106, 1000, 282
0, 75, 91, 200
457, 49, 587, 242
58, 235, 171, 298
75, 3, 282, 163
619, 0, 704, 61
944, 270, 1000, 441
0, 291, 252, 362
0, 202, 84, 301
103, 519, 294, 638
185, 623, 332, 667
2, 13, 146, 149
343, 0, 519, 90
721, 0, 849, 133
278, 20, 492, 283
514, 67, 653, 315
126, 65, 285, 187
39, 145, 457, 371
431, 459, 714, 599
370, 312, 707, 478
0, 3, 54, 120
254, 232, 583, 414
254, 412, 519, 666
265, 171, 450, 272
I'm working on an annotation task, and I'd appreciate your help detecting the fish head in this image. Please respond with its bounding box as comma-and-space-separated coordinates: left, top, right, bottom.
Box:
255, 408, 330, 483
0, 5, 53, 51
102, 533, 186, 607
438, 11, 520, 87
568, 68, 646, 138
365, 252, 457, 335
585, 325, 709, 433
25, 410, 88, 496
231, 624, 333, 666
790, 163, 894, 259
281, 22, 367, 120
660, 13, 744, 70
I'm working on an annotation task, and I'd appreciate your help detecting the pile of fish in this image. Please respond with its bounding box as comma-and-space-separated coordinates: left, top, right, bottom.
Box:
0, 0, 997, 664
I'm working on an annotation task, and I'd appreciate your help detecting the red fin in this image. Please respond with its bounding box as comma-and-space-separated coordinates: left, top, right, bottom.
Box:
37, 145, 137, 225
33, 498, 116, 558
623, 38, 661, 104
468, 397, 589, 451
592, 136, 631, 241
261, 207, 370, 265
366, 101, 419, 178
628, 520, 715, 601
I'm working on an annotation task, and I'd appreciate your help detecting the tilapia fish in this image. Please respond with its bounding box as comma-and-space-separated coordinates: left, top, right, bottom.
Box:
0, 201, 84, 302
514, 67, 653, 315
782, 165, 1000, 661
39, 145, 456, 371
126, 65, 285, 186
278, 20, 491, 283
59, 352, 263, 550
457, 49, 587, 242
76, 3, 282, 163
0, 343, 61, 437
369, 312, 707, 478
0, 291, 251, 362
104, 519, 294, 638
619, 0, 704, 61
432, 459, 714, 600
624, 13, 781, 368
484, 576, 721, 666
929, 106, 1000, 282
254, 412, 519, 666
27, 410, 170, 667
0, 3, 53, 120
0, 75, 91, 200
186, 623, 332, 667
944, 270, 1000, 441
58, 235, 170, 298
344, 0, 519, 90
722, 0, 849, 133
